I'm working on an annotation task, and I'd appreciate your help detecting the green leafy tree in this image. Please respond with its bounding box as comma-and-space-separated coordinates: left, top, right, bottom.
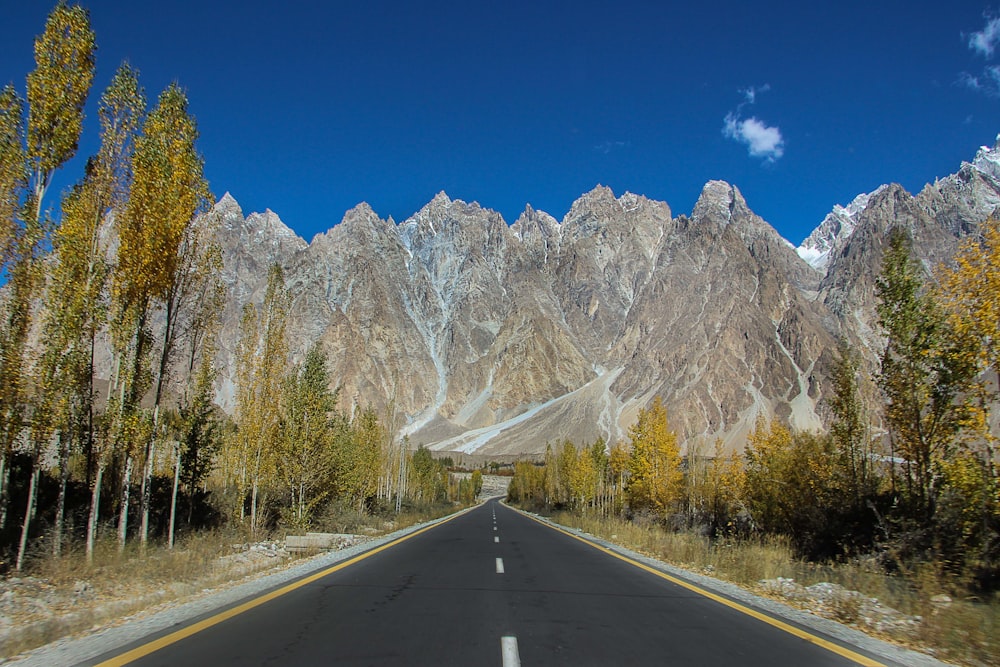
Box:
507, 461, 545, 507
876, 228, 979, 522
410, 445, 443, 503
279, 344, 338, 528
829, 342, 879, 510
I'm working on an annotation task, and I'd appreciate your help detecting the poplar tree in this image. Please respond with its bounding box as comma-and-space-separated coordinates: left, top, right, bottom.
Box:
43, 64, 144, 559
10, 3, 95, 570
168, 337, 219, 548
335, 407, 384, 511
937, 217, 1000, 569
608, 440, 629, 515
569, 443, 598, 510
0, 86, 27, 530
81, 64, 145, 562
0, 85, 25, 265
626, 396, 683, 516
111, 82, 209, 548
26, 2, 95, 217
229, 265, 289, 535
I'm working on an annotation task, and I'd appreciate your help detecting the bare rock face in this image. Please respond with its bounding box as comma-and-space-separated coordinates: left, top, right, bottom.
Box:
197, 138, 1000, 456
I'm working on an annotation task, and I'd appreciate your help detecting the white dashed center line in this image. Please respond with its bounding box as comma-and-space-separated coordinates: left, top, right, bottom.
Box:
501, 636, 520, 667
495, 557, 505, 574
494, 536, 499, 543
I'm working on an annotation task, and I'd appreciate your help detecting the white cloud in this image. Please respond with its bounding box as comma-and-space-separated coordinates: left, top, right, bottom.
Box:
960, 71, 982, 90
723, 112, 785, 162
959, 66, 1000, 97
969, 16, 1000, 58
741, 83, 770, 104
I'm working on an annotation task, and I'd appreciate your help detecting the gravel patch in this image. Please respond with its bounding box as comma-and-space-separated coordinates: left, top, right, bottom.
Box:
2, 507, 472, 667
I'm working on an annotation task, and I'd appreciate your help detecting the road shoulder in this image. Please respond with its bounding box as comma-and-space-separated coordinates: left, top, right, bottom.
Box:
504, 503, 952, 667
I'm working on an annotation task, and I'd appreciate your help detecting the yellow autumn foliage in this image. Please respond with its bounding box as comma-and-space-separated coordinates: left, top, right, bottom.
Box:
626, 396, 683, 515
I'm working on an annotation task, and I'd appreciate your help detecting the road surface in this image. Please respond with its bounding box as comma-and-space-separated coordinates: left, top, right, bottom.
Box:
84, 499, 907, 666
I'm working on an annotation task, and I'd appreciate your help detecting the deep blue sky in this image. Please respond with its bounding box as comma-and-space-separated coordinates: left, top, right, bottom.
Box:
3, 1, 998, 244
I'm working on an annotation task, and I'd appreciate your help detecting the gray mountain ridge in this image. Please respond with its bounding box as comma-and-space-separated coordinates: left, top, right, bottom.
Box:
201, 136, 1000, 456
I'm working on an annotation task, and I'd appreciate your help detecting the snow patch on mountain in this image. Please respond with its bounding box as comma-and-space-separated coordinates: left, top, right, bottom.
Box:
972, 135, 1000, 180
796, 186, 886, 270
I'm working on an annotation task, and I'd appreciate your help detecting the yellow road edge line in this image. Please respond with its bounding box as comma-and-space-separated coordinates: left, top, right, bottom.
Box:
512, 507, 887, 667
95, 507, 473, 667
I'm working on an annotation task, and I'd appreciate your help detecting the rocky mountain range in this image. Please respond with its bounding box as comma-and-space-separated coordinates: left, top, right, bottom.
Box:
199, 136, 1000, 457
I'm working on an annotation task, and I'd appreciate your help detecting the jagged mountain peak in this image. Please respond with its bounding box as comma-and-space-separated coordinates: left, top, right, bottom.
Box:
210, 193, 305, 251
212, 193, 246, 233
189, 135, 999, 457
512, 203, 559, 234
407, 191, 500, 230
564, 184, 619, 222
691, 180, 746, 225
245, 207, 302, 241
216, 191, 241, 213
324, 201, 389, 241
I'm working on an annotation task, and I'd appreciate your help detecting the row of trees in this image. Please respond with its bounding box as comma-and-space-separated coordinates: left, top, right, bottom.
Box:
510, 221, 1000, 591
216, 264, 480, 537
0, 4, 224, 569
0, 5, 480, 573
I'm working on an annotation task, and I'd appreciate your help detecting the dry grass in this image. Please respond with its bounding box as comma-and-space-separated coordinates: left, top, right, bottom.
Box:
546, 511, 999, 666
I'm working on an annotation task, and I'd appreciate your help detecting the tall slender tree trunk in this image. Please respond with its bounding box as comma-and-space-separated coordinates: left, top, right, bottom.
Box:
141, 296, 176, 547
53, 432, 71, 557
250, 478, 259, 538
15, 462, 40, 571
115, 308, 148, 552
139, 429, 156, 548
118, 454, 133, 552
85, 331, 97, 485
86, 461, 104, 564
168, 443, 181, 549
0, 450, 8, 529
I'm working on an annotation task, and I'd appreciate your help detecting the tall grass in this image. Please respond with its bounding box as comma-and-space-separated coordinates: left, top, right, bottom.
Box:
546, 510, 998, 666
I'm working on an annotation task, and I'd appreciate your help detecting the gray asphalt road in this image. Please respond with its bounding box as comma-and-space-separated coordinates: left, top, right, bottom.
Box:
83, 499, 905, 666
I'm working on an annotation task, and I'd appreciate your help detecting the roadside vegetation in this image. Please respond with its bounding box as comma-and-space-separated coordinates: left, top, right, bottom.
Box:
0, 1, 482, 594
509, 224, 1000, 665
